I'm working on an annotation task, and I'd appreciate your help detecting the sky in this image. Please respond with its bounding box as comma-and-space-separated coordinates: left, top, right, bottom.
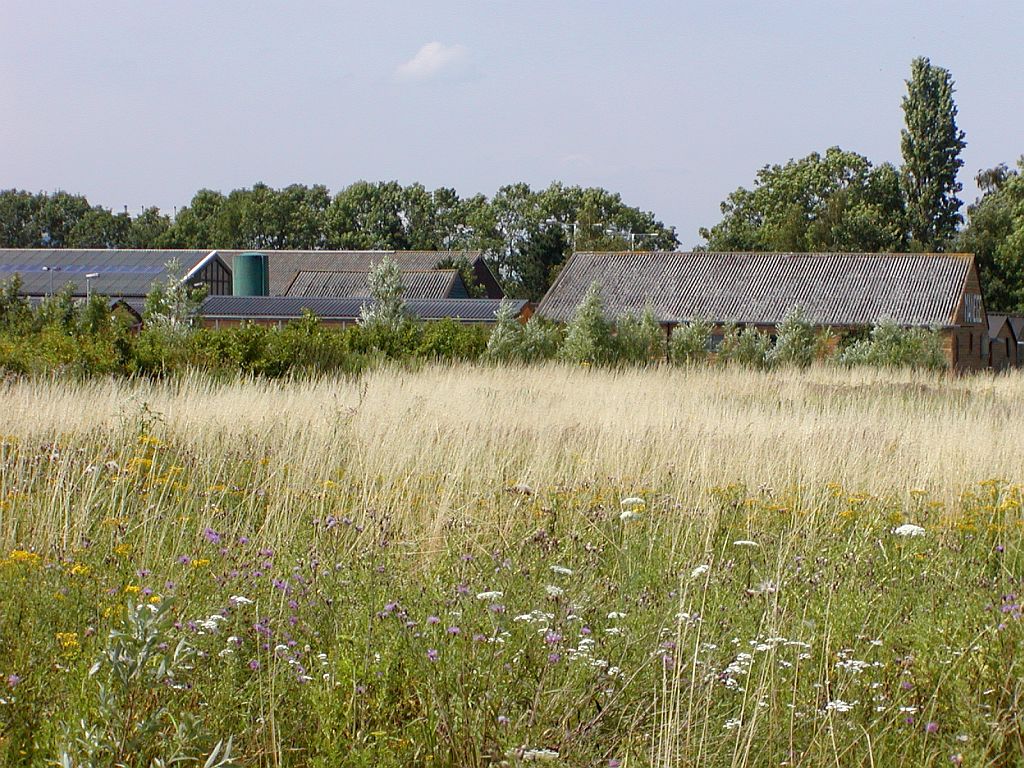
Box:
2, 0, 1022, 248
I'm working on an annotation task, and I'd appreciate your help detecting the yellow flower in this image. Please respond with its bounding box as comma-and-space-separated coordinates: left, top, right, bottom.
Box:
138, 434, 163, 447
7, 550, 41, 566
114, 543, 131, 557
124, 585, 140, 594
56, 632, 79, 650
149, 595, 162, 604
191, 558, 211, 568
69, 563, 91, 577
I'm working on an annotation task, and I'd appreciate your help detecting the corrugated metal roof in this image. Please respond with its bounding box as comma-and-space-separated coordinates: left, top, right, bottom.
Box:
200, 296, 526, 323
214, 249, 485, 296
0, 249, 217, 297
285, 269, 466, 299
537, 251, 976, 327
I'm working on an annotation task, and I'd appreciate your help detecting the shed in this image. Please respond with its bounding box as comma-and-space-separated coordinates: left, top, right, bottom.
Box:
986, 314, 1018, 370
284, 269, 469, 299
214, 249, 503, 299
199, 296, 528, 329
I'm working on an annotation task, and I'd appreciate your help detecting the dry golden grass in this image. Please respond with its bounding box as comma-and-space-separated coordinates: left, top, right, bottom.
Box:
1, 362, 1020, 551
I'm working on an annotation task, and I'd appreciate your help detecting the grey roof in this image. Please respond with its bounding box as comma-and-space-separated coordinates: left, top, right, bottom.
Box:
0, 248, 217, 297
214, 250, 487, 296
1006, 315, 1024, 341
285, 269, 466, 299
200, 296, 526, 323
537, 251, 977, 328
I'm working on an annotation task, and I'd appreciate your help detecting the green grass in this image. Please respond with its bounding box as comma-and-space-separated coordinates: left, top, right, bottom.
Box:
0, 367, 1022, 766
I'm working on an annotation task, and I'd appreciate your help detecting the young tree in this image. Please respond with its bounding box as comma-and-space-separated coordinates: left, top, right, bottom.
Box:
900, 57, 967, 250
484, 299, 524, 363
560, 282, 613, 365
614, 305, 664, 364
358, 254, 408, 332
669, 317, 713, 365
768, 305, 817, 367
143, 259, 206, 332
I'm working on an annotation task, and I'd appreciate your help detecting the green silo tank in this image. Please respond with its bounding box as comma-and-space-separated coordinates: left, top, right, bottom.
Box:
232, 252, 269, 296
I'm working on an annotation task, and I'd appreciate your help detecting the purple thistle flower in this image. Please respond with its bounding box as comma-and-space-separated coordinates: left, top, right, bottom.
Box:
203, 528, 222, 545
248, 659, 260, 670
447, 626, 461, 635
580, 626, 592, 636
456, 583, 470, 595
426, 648, 439, 662
473, 633, 487, 643
238, 536, 249, 545
426, 615, 440, 625
547, 652, 562, 664
137, 568, 151, 577
544, 630, 562, 644
926, 722, 939, 734
489, 603, 506, 614
6, 673, 20, 688
901, 680, 914, 691
177, 555, 191, 565
497, 715, 509, 725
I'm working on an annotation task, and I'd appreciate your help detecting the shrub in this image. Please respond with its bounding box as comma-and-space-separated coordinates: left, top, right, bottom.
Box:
614, 305, 665, 365
718, 323, 771, 368
839, 318, 947, 370
669, 317, 713, 365
768, 305, 816, 368
418, 317, 490, 361
483, 300, 524, 363
517, 316, 561, 363
560, 282, 614, 365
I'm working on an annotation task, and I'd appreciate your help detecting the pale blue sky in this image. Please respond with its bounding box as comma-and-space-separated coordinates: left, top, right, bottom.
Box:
2, 1, 1022, 247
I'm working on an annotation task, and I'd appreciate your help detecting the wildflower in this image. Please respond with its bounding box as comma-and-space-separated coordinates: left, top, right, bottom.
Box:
825, 699, 854, 713
476, 591, 504, 600
620, 497, 645, 508
497, 715, 510, 725
724, 718, 742, 730
547, 652, 561, 664
249, 659, 260, 670
203, 528, 222, 545
124, 585, 140, 594
522, 748, 559, 762
733, 540, 759, 548
447, 626, 461, 635
607, 611, 627, 620
427, 615, 440, 625
56, 632, 79, 651
6, 674, 20, 688
550, 565, 573, 576
544, 631, 563, 644
925, 722, 939, 734
426, 648, 439, 662
191, 558, 210, 568
229, 595, 254, 606
8, 549, 41, 565
619, 508, 640, 522
177, 555, 191, 565
893, 524, 926, 537
691, 564, 710, 578
545, 585, 565, 598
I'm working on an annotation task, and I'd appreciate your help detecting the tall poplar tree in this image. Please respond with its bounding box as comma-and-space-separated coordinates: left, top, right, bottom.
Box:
900, 56, 967, 250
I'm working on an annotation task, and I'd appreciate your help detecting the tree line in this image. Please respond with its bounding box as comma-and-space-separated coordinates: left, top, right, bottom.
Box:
701, 56, 1024, 313
0, 182, 678, 301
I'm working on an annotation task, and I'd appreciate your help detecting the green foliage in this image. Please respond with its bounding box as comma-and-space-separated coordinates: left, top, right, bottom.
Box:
669, 317, 713, 365
517, 316, 561, 363
483, 299, 524, 363
143, 259, 205, 333
0, 275, 32, 333
358, 255, 409, 334
417, 317, 490, 361
901, 57, 967, 250
839, 318, 947, 370
700, 147, 907, 252
560, 283, 614, 365
718, 323, 771, 368
768, 305, 817, 367
59, 601, 238, 768
613, 305, 665, 365
958, 159, 1024, 312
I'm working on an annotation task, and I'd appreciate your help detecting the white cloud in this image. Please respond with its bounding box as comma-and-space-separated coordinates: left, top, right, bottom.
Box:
395, 42, 468, 82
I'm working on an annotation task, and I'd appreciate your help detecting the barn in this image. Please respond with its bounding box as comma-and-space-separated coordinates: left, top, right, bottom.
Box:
537, 251, 990, 370
987, 314, 1020, 370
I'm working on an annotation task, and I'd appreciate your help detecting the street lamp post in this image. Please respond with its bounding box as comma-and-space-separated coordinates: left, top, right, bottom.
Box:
628, 232, 661, 251
85, 273, 99, 300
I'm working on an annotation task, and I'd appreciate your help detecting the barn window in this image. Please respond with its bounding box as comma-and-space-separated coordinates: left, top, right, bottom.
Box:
963, 294, 982, 323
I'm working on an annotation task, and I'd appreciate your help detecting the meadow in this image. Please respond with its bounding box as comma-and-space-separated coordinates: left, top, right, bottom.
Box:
0, 363, 1022, 766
